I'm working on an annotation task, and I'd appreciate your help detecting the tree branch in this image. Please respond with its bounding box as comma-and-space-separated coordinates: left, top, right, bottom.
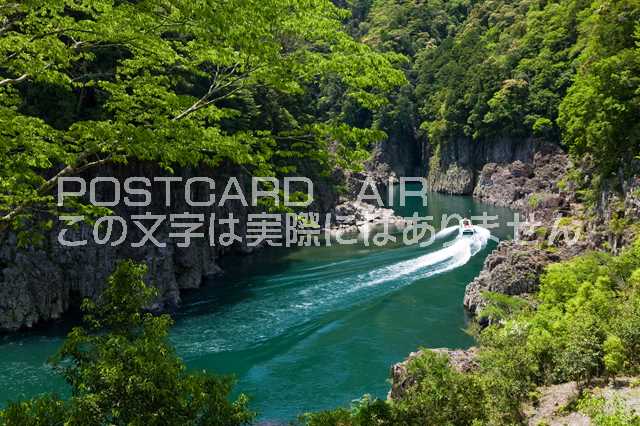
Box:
0, 73, 28, 86
0, 153, 113, 233
172, 62, 258, 121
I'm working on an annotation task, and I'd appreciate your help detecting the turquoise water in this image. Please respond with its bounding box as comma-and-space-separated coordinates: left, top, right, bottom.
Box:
0, 192, 514, 422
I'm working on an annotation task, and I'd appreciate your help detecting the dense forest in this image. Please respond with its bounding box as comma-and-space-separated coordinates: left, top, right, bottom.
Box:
1, 0, 640, 424
349, 0, 639, 181
1, 0, 638, 225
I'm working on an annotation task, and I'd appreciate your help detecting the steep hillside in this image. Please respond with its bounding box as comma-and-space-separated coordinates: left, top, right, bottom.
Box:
349, 0, 639, 194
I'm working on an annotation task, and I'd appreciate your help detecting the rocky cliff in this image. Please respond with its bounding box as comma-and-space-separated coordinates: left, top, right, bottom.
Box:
463, 147, 640, 317
426, 136, 558, 195
472, 145, 569, 210
462, 146, 571, 316
370, 132, 422, 179
0, 162, 341, 332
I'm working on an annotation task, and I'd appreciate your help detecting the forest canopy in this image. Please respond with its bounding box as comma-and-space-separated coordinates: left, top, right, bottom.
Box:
0, 0, 405, 232
345, 0, 640, 183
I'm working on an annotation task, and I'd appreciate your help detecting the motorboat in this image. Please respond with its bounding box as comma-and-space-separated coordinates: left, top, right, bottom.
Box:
459, 218, 475, 237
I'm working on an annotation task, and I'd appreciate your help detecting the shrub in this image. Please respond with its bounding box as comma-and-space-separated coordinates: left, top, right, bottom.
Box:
0, 261, 254, 426
392, 351, 485, 425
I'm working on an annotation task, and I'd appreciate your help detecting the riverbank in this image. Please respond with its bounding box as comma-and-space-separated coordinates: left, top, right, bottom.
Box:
387, 147, 640, 423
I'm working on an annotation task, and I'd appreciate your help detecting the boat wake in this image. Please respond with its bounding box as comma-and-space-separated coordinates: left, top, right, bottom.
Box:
173, 227, 492, 354
362, 225, 490, 286
435, 225, 459, 240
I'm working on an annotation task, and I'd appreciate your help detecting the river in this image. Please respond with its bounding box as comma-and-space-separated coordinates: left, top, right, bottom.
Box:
0, 191, 514, 422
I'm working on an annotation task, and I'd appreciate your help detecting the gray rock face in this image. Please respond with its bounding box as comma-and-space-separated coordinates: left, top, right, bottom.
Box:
0, 162, 339, 332
370, 119, 422, 178
463, 145, 573, 318
345, 169, 398, 204
427, 162, 475, 195
426, 136, 558, 194
465, 149, 640, 319
328, 200, 409, 237
463, 241, 560, 317
463, 145, 578, 318
473, 147, 569, 210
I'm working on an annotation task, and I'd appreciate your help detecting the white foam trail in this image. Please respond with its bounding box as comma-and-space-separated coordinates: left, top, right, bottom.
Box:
174, 226, 494, 354
362, 239, 468, 286
435, 225, 459, 240
468, 226, 491, 255
352, 225, 490, 289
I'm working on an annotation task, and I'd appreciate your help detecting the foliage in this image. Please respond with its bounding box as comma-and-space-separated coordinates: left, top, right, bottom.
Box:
479, 240, 640, 408
404, 0, 639, 184
303, 394, 392, 426
335, 0, 478, 178
578, 395, 640, 426
414, 0, 584, 144
603, 335, 626, 379
0, 260, 254, 426
478, 291, 529, 324
359, 0, 472, 57
391, 351, 485, 425
303, 407, 353, 426
0, 0, 405, 231
302, 351, 485, 426
559, 1, 640, 178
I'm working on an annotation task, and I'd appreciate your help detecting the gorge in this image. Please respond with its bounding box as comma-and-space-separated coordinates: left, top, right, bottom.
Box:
1, 0, 640, 424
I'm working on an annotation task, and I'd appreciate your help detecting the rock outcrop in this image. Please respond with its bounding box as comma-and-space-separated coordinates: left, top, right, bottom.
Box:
463, 242, 560, 317
426, 136, 557, 195
328, 200, 409, 237
370, 133, 422, 179
427, 162, 475, 195
345, 168, 398, 205
0, 162, 340, 332
473, 146, 569, 210
462, 145, 573, 316
464, 149, 640, 318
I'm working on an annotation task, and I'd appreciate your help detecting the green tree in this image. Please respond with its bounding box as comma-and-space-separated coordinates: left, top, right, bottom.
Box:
478, 291, 529, 324
0, 260, 254, 426
0, 0, 405, 233
558, 1, 640, 179
603, 335, 626, 381
553, 317, 604, 385
392, 351, 485, 426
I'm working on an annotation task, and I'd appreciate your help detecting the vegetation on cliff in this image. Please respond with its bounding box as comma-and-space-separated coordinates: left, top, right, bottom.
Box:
347, 0, 640, 185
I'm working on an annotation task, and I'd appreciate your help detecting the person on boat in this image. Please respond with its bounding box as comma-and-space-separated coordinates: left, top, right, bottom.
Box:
460, 218, 475, 236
